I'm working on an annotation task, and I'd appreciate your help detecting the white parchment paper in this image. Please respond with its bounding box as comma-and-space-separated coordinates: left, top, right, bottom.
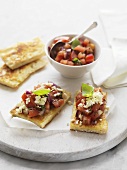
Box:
0, 57, 115, 131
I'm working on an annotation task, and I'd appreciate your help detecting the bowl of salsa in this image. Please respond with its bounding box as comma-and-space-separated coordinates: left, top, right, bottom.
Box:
45, 34, 101, 78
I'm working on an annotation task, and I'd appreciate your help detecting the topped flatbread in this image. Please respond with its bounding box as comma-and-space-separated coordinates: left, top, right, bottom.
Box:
10, 82, 71, 128
70, 83, 109, 134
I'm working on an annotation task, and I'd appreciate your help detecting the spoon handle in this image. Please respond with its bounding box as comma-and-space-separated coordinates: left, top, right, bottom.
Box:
70, 22, 97, 43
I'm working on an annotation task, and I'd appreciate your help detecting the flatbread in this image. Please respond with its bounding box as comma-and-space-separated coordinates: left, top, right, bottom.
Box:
0, 38, 45, 70
0, 58, 47, 88
70, 91, 108, 134
10, 90, 71, 128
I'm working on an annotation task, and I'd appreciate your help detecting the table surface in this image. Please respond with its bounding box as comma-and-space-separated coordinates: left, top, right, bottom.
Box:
0, 0, 127, 169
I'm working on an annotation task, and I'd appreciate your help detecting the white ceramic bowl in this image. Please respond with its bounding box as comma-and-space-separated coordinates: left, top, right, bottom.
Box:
45, 34, 101, 78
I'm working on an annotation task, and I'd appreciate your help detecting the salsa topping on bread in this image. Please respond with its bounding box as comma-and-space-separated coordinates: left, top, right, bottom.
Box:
70, 83, 108, 134
75, 83, 108, 126
16, 82, 66, 118
10, 82, 71, 128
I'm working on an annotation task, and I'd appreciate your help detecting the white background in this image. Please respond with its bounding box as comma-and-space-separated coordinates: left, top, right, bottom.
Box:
0, 0, 127, 169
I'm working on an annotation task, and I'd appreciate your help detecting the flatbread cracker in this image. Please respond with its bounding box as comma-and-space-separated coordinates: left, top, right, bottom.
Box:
70, 86, 108, 134
0, 59, 47, 88
10, 89, 71, 128
0, 38, 45, 70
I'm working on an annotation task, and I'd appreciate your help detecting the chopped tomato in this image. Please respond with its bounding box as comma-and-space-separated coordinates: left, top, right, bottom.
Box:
91, 103, 100, 112
22, 93, 36, 108
22, 93, 27, 101
52, 99, 64, 108
80, 58, 86, 65
90, 112, 101, 121
55, 51, 65, 62
74, 45, 85, 53
28, 109, 39, 118
53, 36, 70, 43
58, 99, 64, 105
82, 39, 90, 47
85, 54, 94, 64
60, 59, 68, 65
78, 52, 85, 59
67, 60, 74, 66
82, 116, 91, 125
100, 104, 105, 111
76, 92, 82, 100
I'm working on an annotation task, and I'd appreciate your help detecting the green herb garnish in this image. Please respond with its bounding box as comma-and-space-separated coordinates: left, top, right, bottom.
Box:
71, 39, 80, 49
41, 105, 45, 110
81, 83, 94, 97
72, 57, 79, 63
33, 89, 51, 96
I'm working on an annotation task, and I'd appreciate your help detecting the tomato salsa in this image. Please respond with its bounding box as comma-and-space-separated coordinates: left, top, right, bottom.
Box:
49, 36, 95, 66
74, 84, 108, 126
16, 82, 65, 118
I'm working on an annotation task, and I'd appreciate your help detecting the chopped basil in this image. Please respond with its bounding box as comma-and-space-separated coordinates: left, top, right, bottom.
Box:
72, 57, 80, 64
71, 39, 80, 49
41, 105, 45, 110
81, 83, 94, 97
33, 89, 51, 96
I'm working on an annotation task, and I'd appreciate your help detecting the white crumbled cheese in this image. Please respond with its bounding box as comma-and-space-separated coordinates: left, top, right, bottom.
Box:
79, 121, 82, 126
25, 97, 30, 104
78, 103, 83, 107
98, 110, 103, 115
79, 114, 83, 120
54, 92, 61, 97
52, 86, 57, 90
16, 103, 28, 114
35, 96, 47, 105
75, 120, 79, 124
57, 88, 63, 92
81, 99, 85, 104
83, 91, 104, 108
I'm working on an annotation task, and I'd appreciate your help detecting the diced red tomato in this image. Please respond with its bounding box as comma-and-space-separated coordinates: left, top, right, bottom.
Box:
28, 109, 39, 118
74, 45, 85, 53
82, 116, 91, 125
52, 99, 64, 108
55, 51, 65, 62
53, 36, 70, 43
67, 61, 74, 66
90, 112, 101, 121
80, 58, 86, 65
91, 103, 100, 112
22, 93, 36, 108
22, 93, 27, 101
78, 52, 85, 59
85, 54, 94, 64
100, 104, 105, 112
76, 92, 82, 100
60, 59, 68, 65
58, 99, 64, 105
82, 39, 90, 47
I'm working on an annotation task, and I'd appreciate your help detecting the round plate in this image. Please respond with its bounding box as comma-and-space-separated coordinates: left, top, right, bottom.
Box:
0, 59, 127, 162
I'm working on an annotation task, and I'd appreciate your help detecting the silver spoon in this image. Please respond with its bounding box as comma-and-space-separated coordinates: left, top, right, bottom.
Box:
50, 22, 97, 59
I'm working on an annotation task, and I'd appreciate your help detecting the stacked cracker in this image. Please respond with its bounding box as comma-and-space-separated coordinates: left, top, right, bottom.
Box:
0, 38, 47, 88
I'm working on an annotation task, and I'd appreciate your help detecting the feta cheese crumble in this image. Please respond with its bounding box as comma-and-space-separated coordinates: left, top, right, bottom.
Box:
35, 96, 47, 105
83, 91, 104, 108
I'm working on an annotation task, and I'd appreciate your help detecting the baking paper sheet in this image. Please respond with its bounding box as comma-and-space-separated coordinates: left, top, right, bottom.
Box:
0, 57, 115, 131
